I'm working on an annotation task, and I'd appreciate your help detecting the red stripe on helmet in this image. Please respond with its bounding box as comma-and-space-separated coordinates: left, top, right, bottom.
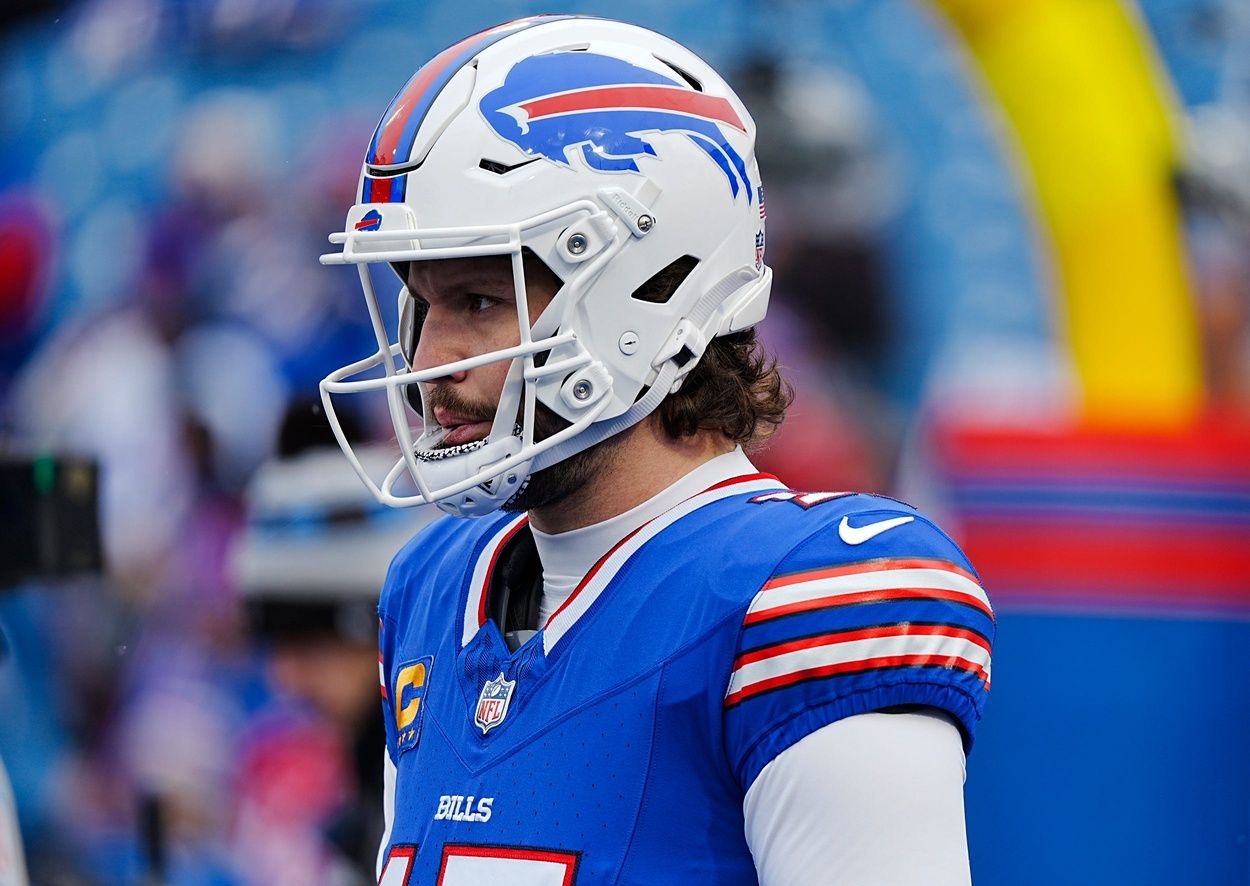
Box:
370, 18, 541, 167
518, 84, 746, 132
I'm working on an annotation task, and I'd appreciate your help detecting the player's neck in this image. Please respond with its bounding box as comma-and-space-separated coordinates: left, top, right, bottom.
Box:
527, 421, 734, 535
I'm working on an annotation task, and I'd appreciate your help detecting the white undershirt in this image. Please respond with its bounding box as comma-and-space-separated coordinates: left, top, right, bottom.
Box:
528, 449, 972, 885
530, 448, 759, 625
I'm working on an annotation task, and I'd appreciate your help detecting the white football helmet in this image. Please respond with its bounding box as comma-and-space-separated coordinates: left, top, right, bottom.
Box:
320, 15, 771, 516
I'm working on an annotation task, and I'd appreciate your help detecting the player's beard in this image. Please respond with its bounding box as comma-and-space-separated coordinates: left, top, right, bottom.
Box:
423, 384, 624, 513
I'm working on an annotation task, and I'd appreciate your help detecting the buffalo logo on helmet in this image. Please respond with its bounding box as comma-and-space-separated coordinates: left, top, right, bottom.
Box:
479, 52, 754, 201
354, 208, 384, 231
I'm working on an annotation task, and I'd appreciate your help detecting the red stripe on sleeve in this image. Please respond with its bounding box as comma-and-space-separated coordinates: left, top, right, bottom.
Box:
764, 557, 983, 591
732, 623, 991, 670
725, 652, 991, 707
744, 586, 994, 625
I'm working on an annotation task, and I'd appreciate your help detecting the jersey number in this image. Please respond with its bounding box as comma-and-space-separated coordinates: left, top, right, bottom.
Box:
749, 490, 850, 509
381, 844, 580, 886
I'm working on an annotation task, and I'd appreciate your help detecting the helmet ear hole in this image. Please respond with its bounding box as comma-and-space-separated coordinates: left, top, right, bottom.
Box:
631, 255, 699, 304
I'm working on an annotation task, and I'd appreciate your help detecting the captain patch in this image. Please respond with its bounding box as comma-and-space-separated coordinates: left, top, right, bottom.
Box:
393, 655, 433, 754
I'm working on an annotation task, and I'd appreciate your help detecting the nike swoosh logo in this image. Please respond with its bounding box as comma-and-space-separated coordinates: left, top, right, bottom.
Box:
838, 515, 915, 545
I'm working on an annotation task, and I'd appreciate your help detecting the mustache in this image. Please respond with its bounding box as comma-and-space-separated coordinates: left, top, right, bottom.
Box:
420, 383, 570, 449
424, 384, 494, 424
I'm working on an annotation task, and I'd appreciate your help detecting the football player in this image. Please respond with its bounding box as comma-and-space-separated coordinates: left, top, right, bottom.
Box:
318, 16, 992, 885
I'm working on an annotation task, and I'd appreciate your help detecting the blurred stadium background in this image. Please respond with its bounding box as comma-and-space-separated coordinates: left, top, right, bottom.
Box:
0, 0, 1248, 882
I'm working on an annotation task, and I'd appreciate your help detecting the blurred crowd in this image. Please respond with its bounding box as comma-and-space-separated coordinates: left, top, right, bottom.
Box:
0, 0, 1246, 883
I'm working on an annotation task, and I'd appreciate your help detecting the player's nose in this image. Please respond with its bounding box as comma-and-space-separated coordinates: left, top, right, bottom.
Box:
410, 313, 470, 384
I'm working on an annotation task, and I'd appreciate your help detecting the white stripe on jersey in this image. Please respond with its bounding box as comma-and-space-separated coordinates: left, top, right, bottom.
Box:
726, 632, 991, 702
461, 514, 529, 647
376, 750, 397, 880
750, 566, 991, 619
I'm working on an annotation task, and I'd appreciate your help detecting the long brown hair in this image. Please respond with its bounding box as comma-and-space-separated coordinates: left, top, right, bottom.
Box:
657, 328, 792, 449
633, 255, 793, 449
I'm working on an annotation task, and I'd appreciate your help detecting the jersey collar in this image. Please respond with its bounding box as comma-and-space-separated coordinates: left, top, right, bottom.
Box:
540, 467, 782, 654
459, 454, 785, 654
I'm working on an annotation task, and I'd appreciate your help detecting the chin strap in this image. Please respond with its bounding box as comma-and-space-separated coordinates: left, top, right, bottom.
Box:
529, 266, 758, 473
530, 358, 681, 472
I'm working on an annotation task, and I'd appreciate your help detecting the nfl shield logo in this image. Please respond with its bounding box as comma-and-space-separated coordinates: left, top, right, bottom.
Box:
474, 672, 516, 734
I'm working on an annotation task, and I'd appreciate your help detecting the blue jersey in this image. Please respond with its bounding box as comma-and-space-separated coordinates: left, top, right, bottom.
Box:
376, 473, 993, 885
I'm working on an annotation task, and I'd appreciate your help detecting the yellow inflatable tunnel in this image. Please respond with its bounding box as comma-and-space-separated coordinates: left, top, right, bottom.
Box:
933, 0, 1204, 426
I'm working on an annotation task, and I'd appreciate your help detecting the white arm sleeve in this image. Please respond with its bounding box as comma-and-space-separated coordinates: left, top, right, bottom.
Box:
743, 710, 971, 886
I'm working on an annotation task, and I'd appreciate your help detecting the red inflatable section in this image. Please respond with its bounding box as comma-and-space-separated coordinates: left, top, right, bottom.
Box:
929, 418, 1250, 615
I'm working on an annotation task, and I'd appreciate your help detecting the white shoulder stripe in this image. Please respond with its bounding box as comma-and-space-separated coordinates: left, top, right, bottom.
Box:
749, 567, 991, 618
726, 632, 991, 702
377, 751, 396, 878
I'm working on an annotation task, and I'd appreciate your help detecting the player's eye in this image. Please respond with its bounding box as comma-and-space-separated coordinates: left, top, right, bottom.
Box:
467, 293, 501, 313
